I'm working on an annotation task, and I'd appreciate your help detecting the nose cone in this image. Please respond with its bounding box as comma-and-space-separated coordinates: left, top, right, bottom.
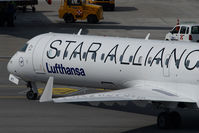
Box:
7, 59, 14, 74
7, 53, 18, 74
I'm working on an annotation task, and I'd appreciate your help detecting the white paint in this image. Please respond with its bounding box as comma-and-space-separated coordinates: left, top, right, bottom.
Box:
7, 33, 199, 108
9, 74, 19, 85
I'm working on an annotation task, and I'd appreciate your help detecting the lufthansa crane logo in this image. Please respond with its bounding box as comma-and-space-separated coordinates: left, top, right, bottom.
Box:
19, 57, 24, 67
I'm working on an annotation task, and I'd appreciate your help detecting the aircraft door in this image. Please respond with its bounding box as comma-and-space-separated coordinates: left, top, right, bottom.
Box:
163, 54, 170, 77
32, 36, 52, 74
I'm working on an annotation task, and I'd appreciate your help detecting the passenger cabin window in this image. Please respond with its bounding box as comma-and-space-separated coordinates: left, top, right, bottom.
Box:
110, 55, 114, 61
64, 51, 68, 58
19, 44, 28, 52
92, 53, 96, 60
176, 59, 180, 66
191, 26, 199, 34
196, 61, 199, 68
185, 60, 190, 67
101, 53, 105, 60
73, 52, 77, 58
120, 55, 123, 62
138, 56, 143, 64
148, 57, 152, 64
171, 26, 180, 34
180, 26, 186, 34
56, 50, 60, 57
82, 52, 87, 59
129, 56, 133, 62
156, 58, 160, 64
165, 58, 169, 66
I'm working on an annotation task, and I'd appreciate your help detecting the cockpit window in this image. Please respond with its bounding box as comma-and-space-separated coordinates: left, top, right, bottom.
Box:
19, 44, 28, 52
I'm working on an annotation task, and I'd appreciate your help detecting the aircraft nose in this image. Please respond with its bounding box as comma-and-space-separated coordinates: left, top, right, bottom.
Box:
7, 54, 18, 74
7, 58, 14, 74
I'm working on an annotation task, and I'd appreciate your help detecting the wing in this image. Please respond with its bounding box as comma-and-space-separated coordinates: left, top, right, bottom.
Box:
39, 77, 195, 104
53, 85, 194, 103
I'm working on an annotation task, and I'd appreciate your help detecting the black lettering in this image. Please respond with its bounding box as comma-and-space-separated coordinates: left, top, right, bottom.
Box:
69, 42, 83, 61
47, 40, 62, 59
167, 48, 187, 69
184, 50, 199, 70
150, 48, 165, 67
144, 47, 154, 66
104, 44, 119, 64
120, 45, 130, 65
133, 46, 142, 66
85, 42, 101, 62
63, 41, 76, 60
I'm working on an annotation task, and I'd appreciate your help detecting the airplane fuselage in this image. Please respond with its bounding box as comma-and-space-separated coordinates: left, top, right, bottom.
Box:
8, 33, 199, 129
7, 33, 199, 89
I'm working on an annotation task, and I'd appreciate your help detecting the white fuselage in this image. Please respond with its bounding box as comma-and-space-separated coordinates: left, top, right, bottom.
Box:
7, 33, 199, 89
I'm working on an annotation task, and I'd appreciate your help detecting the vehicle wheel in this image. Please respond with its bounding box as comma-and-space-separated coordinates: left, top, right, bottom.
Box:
64, 14, 75, 23
32, 7, 36, 12
170, 111, 181, 128
87, 15, 99, 24
157, 112, 171, 129
26, 90, 38, 100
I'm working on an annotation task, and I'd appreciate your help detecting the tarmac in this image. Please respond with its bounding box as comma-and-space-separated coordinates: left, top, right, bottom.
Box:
1, 0, 199, 132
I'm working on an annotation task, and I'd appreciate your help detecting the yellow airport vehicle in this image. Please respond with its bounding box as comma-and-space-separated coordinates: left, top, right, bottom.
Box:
59, 0, 103, 23
87, 0, 115, 11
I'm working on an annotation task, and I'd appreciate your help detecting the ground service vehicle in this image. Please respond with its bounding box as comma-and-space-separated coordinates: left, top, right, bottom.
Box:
59, 0, 103, 23
87, 0, 115, 11
165, 24, 199, 42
